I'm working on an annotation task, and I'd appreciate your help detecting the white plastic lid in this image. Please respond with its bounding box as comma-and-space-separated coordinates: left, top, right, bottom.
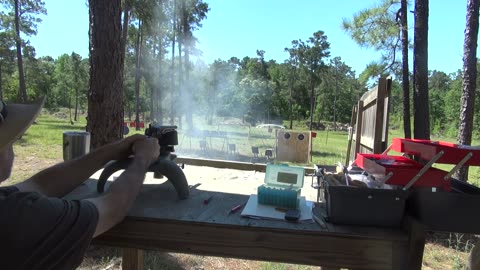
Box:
264, 164, 305, 189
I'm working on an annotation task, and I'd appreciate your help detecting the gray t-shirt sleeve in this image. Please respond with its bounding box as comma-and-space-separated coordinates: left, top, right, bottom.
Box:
0, 186, 99, 270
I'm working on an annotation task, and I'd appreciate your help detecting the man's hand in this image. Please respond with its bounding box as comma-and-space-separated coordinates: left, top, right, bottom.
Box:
132, 137, 160, 169
87, 137, 161, 237
109, 134, 147, 160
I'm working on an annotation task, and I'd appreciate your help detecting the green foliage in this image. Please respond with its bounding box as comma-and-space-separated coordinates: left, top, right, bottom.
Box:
2, 0, 474, 147
49, 53, 88, 112
343, 0, 406, 81
0, 0, 47, 36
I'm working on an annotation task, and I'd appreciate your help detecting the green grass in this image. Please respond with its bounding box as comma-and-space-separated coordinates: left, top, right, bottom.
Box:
14, 111, 88, 159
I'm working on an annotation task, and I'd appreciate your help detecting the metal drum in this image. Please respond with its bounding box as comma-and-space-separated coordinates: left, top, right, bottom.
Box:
63, 131, 90, 161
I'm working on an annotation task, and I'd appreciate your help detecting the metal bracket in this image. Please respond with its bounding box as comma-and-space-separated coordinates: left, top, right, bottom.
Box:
444, 152, 473, 180
403, 151, 445, 190
377, 171, 394, 187
381, 144, 393, 155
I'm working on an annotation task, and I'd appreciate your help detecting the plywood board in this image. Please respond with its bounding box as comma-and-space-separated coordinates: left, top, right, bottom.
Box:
276, 130, 311, 163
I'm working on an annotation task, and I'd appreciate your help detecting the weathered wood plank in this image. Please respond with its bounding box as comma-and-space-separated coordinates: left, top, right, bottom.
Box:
373, 78, 387, 153
122, 248, 144, 270
95, 218, 408, 270
354, 100, 364, 157
174, 157, 333, 175
405, 217, 426, 270
361, 85, 379, 106
351, 77, 392, 161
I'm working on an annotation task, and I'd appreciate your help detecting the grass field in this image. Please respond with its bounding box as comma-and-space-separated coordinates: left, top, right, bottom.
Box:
2, 110, 477, 269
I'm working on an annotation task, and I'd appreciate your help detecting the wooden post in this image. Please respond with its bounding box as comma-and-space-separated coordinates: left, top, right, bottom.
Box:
373, 78, 386, 153
354, 100, 364, 159
345, 105, 357, 165
405, 217, 426, 269
122, 248, 144, 270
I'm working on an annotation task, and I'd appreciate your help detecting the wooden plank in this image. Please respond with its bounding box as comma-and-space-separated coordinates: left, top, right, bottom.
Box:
122, 248, 144, 270
351, 77, 392, 160
361, 85, 380, 106
174, 156, 332, 175
276, 130, 310, 163
373, 78, 386, 153
175, 157, 269, 172
383, 77, 392, 145
359, 135, 375, 151
354, 100, 364, 158
94, 218, 409, 270
346, 105, 357, 165
405, 217, 426, 270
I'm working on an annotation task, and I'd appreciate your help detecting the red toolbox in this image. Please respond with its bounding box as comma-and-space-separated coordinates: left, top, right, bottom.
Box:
385, 138, 480, 233
356, 153, 451, 191
392, 138, 480, 165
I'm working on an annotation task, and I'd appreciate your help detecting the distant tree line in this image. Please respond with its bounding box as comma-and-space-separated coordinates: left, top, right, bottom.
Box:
2, 0, 480, 151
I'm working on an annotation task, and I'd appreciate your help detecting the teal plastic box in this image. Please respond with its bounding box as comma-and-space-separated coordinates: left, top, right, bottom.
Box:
257, 164, 305, 209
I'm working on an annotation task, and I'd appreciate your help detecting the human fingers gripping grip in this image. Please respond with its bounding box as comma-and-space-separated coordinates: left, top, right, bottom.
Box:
111, 134, 147, 160
132, 137, 160, 166
96, 125, 189, 199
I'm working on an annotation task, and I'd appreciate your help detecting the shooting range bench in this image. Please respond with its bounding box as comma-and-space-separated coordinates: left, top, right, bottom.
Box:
67, 159, 426, 270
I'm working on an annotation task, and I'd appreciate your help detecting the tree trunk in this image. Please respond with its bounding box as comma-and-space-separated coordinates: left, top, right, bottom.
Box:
150, 34, 157, 122
401, 0, 411, 139
334, 69, 338, 131
156, 33, 163, 124
183, 11, 193, 129
0, 63, 3, 100
150, 85, 154, 122
309, 78, 314, 131
121, 1, 130, 64
457, 0, 480, 181
121, 1, 130, 123
74, 86, 79, 121
87, 0, 124, 148
134, 21, 143, 131
289, 70, 294, 130
413, 0, 430, 140
170, 0, 177, 125
69, 94, 72, 123
177, 21, 183, 130
14, 0, 27, 103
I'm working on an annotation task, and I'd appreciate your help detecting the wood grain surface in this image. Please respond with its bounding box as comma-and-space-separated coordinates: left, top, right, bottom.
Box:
66, 163, 417, 270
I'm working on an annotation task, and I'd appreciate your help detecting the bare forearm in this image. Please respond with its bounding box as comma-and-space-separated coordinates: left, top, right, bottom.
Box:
86, 156, 150, 236
17, 144, 119, 197
107, 157, 150, 212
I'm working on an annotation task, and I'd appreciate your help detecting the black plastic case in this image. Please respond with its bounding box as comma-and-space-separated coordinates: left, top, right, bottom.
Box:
407, 179, 480, 233
324, 182, 408, 227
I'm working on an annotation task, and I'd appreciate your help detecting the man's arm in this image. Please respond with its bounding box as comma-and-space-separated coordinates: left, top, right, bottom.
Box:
16, 134, 146, 197
86, 138, 159, 237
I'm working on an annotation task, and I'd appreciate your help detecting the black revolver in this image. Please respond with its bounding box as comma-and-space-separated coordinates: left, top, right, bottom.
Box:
96, 124, 189, 199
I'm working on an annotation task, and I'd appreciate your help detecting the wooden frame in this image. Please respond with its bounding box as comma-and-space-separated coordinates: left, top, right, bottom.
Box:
346, 77, 392, 165
94, 216, 420, 270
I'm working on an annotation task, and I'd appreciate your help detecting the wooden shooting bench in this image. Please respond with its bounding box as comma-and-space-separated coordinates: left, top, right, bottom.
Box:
67, 158, 426, 270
